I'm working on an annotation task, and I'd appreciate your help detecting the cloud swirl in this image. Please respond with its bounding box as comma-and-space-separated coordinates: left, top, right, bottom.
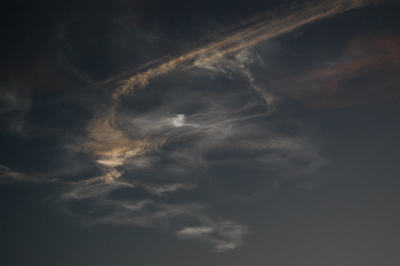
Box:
1, 0, 381, 251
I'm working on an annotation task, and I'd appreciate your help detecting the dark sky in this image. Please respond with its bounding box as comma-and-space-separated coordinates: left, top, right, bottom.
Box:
1, 0, 400, 265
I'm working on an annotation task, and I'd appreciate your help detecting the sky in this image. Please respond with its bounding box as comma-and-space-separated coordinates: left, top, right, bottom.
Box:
0, 0, 399, 265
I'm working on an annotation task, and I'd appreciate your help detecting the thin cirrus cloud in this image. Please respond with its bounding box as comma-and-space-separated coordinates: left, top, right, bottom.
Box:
289, 35, 400, 108
59, 177, 247, 252
0, 82, 31, 135
108, 0, 379, 97
0, 164, 60, 184
0, 165, 27, 183
1, 0, 382, 251
71, 0, 377, 181
47, 0, 379, 251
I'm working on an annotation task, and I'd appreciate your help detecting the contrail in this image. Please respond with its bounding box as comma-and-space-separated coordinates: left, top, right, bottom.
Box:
71, 0, 380, 181
110, 0, 380, 100
59, 1, 382, 250
71, 0, 379, 172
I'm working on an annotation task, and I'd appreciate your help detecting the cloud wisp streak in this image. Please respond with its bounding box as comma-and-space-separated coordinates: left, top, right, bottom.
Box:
108, 0, 379, 98
75, 0, 375, 179
0, 165, 27, 183
59, 177, 247, 252
1, 0, 381, 252
58, 0, 378, 251
0, 82, 31, 135
290, 35, 400, 108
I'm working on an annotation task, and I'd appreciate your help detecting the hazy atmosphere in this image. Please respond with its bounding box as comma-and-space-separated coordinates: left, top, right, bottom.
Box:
1, 0, 399, 265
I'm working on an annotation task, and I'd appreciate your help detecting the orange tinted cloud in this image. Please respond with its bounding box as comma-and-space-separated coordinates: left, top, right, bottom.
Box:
65, 0, 384, 196
82, 0, 377, 177
109, 0, 378, 100
292, 35, 400, 108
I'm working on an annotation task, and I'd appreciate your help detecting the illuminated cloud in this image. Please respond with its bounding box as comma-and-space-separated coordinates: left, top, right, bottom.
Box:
290, 35, 400, 108
2, 0, 382, 252
59, 178, 247, 252
108, 0, 378, 98
59, 0, 366, 250
177, 221, 248, 252
69, 0, 375, 179
0, 165, 59, 184
0, 165, 26, 183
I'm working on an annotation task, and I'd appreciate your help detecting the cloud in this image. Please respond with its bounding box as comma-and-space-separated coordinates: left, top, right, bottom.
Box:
0, 164, 59, 184
0, 84, 31, 114
0, 165, 27, 183
59, 64, 329, 248
59, 177, 247, 252
68, 0, 373, 184
0, 82, 31, 134
177, 221, 248, 252
58, 0, 362, 250
289, 35, 400, 108
168, 114, 201, 128
107, 0, 377, 98
67, 117, 151, 168
3, 0, 380, 252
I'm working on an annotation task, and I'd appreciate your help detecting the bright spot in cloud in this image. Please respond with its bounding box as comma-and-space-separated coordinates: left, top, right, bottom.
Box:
170, 114, 186, 127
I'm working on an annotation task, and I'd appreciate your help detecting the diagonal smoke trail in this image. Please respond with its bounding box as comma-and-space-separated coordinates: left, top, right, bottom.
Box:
61, 0, 381, 251
72, 0, 380, 181
109, 0, 380, 100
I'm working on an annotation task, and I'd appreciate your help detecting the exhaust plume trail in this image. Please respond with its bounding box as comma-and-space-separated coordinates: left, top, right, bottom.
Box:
63, 0, 379, 251
110, 0, 379, 99
73, 0, 380, 184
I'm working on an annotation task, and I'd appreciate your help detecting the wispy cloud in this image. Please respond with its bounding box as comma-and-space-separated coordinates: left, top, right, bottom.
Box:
56, 0, 376, 251
108, 0, 378, 98
58, 177, 247, 251
177, 221, 248, 252
290, 35, 400, 108
60, 65, 328, 250
0, 82, 31, 135
2, 0, 379, 252
0, 165, 59, 184
0, 165, 27, 183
